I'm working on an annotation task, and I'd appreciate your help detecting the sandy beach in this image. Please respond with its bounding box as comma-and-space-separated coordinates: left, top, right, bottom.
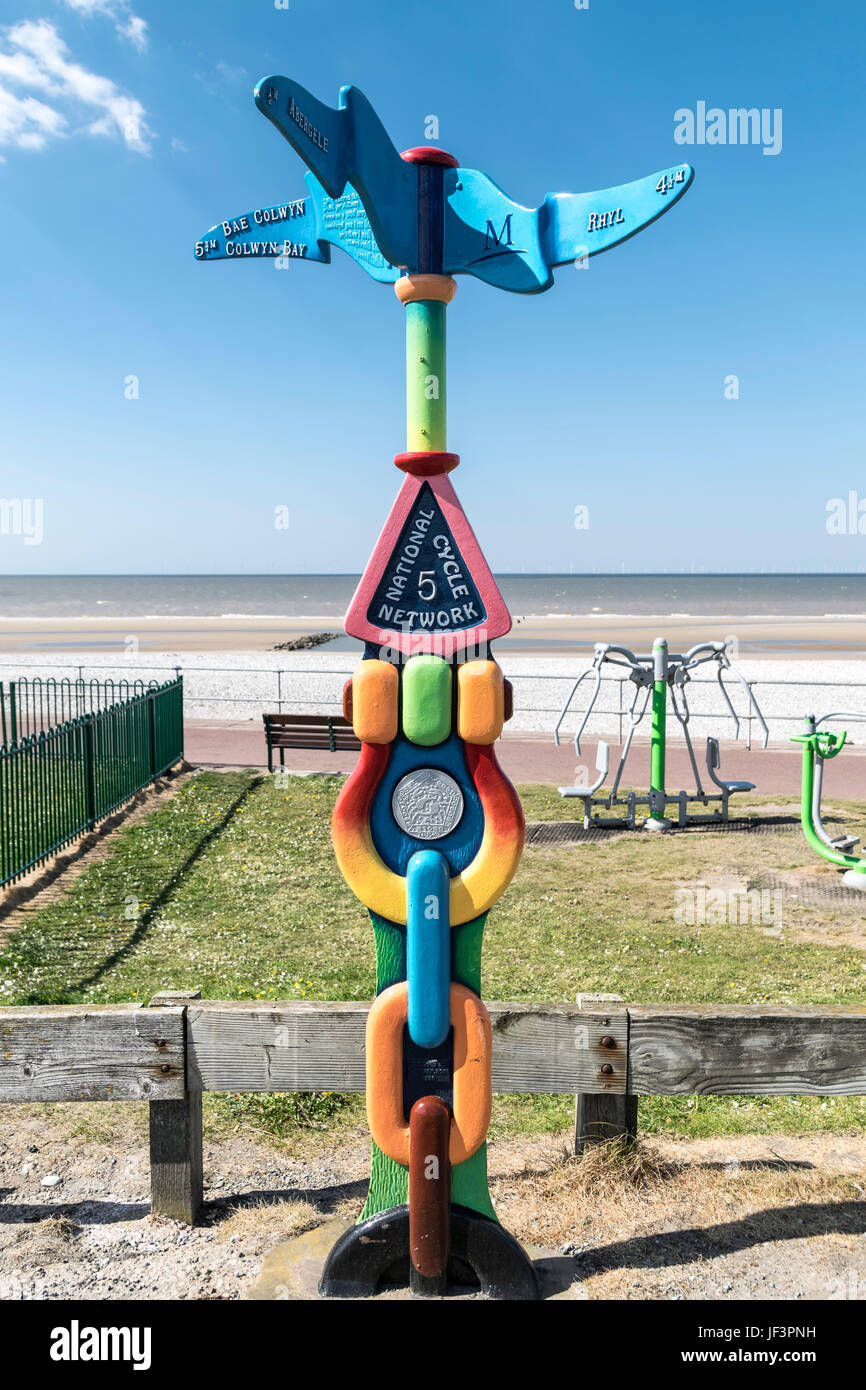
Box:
1, 611, 865, 656
3, 592, 865, 744
2, 642, 866, 743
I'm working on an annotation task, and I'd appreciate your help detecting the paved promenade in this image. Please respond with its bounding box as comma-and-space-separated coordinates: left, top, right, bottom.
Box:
183, 720, 866, 799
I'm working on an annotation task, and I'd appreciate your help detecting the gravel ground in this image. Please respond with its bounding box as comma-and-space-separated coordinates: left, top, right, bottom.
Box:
1, 1105, 864, 1302
0, 1106, 366, 1301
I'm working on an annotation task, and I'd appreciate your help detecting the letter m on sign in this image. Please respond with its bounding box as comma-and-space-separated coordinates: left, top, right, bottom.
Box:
484, 214, 513, 249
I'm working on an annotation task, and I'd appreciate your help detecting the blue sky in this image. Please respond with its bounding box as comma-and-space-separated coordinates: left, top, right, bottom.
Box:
0, 0, 863, 576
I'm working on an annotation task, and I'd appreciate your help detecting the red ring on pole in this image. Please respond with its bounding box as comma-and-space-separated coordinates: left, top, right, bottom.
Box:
394, 451, 460, 477
400, 147, 459, 168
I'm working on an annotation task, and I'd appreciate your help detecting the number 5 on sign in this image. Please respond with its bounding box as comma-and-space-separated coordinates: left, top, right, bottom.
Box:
418, 571, 437, 602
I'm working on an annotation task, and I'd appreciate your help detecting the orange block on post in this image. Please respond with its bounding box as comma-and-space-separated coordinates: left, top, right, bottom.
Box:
350, 659, 399, 744
457, 660, 505, 744
365, 982, 491, 1167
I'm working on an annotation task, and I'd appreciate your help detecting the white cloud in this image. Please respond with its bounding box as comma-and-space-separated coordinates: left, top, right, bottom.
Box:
59, 0, 149, 53
0, 81, 66, 152
0, 20, 153, 155
120, 14, 147, 53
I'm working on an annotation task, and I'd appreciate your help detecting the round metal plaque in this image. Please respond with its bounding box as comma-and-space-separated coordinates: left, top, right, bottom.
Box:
391, 769, 464, 841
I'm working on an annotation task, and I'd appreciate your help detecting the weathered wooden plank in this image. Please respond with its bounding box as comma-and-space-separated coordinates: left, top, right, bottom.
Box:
148, 990, 203, 1224
491, 1003, 627, 1095
4, 1000, 865, 1106
0, 1004, 185, 1102
573, 993, 635, 1152
186, 1000, 366, 1093
628, 1005, 866, 1096
185, 1000, 628, 1095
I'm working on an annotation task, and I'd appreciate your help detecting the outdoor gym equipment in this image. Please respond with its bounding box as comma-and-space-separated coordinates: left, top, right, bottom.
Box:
196, 72, 692, 1298
791, 714, 866, 890
555, 638, 768, 830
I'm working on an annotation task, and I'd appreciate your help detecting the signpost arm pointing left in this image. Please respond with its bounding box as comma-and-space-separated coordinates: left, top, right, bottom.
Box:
194, 175, 400, 283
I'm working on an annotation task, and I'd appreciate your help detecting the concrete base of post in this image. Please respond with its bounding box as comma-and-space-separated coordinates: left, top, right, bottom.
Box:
247, 1216, 578, 1301
643, 816, 671, 833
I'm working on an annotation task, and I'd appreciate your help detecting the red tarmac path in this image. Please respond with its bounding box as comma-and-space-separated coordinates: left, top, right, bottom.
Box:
183, 721, 866, 800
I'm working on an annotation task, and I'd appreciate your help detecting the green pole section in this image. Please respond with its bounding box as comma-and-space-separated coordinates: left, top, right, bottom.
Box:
405, 298, 447, 452
649, 637, 667, 820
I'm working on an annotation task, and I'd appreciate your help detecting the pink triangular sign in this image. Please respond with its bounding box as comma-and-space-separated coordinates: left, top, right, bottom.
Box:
345, 471, 511, 658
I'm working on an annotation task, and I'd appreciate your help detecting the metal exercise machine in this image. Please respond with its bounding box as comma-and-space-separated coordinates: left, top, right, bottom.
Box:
554, 637, 768, 830
791, 713, 866, 889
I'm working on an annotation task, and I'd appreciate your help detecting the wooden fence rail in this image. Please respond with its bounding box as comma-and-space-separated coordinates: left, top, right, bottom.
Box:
1, 992, 864, 1224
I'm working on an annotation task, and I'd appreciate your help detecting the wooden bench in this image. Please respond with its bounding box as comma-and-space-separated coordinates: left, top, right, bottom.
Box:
262, 712, 361, 769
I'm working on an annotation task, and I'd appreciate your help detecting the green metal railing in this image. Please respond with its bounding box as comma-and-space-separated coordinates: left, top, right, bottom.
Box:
0, 678, 183, 888
0, 676, 170, 744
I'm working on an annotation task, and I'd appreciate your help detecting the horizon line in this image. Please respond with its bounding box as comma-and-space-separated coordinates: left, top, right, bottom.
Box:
4, 572, 866, 581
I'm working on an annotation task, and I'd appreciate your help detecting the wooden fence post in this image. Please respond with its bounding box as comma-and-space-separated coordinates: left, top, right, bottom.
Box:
574, 993, 637, 1154
148, 989, 203, 1224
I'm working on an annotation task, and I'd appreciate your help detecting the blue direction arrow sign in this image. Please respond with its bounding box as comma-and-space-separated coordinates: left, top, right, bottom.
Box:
195, 75, 694, 294
194, 173, 400, 283
442, 163, 694, 294
254, 75, 416, 271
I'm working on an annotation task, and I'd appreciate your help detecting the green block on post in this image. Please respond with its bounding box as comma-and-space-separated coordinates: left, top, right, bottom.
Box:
402, 656, 451, 746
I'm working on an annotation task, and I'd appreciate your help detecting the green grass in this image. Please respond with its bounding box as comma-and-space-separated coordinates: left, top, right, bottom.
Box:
1, 769, 864, 1143
0, 771, 364, 1006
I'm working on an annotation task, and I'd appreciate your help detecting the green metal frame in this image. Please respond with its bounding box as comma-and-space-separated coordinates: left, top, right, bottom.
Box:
0, 678, 184, 888
790, 719, 866, 879
648, 637, 669, 823
0, 676, 166, 744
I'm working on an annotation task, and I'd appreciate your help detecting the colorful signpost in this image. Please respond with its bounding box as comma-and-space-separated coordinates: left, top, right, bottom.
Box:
197, 75, 693, 1298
